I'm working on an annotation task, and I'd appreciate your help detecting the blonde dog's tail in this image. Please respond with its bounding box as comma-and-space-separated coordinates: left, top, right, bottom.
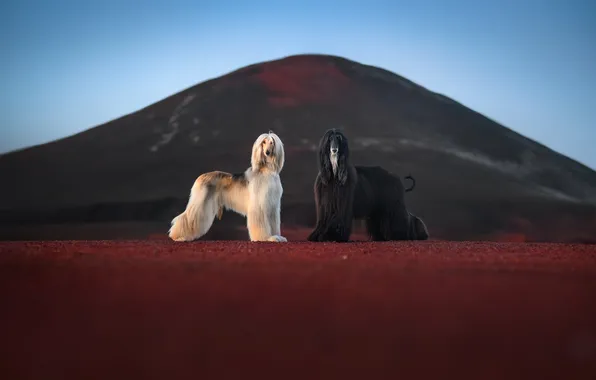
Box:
168, 171, 248, 241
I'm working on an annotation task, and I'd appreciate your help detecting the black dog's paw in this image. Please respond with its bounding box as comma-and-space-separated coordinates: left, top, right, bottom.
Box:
318, 233, 331, 242
314, 224, 349, 243
314, 232, 331, 242
311, 230, 333, 242
331, 224, 350, 243
307, 230, 320, 242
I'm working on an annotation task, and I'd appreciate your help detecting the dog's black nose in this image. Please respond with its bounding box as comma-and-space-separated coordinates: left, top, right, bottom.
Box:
265, 150, 271, 156
331, 148, 338, 154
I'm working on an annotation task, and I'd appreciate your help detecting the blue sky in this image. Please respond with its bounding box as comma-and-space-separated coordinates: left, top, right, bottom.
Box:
1, 0, 595, 169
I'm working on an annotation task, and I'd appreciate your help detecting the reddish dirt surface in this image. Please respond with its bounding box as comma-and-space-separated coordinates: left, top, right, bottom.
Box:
254, 55, 350, 106
1, 241, 595, 380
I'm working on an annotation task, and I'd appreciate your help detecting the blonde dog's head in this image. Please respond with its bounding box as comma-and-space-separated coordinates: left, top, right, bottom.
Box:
251, 131, 285, 173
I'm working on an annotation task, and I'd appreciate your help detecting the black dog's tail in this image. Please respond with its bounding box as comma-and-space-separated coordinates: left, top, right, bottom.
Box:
404, 174, 416, 192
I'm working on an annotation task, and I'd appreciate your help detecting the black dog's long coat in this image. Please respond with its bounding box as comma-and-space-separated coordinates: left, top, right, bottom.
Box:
307, 129, 428, 242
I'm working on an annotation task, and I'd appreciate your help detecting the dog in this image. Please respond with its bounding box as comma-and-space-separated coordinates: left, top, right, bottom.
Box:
307, 128, 429, 242
168, 131, 287, 242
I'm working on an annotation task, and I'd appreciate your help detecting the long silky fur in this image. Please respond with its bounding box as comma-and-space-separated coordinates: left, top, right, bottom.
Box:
307, 129, 429, 242
307, 129, 357, 242
168, 131, 287, 242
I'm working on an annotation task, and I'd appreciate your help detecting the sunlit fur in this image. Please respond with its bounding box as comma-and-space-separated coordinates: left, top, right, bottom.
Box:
169, 131, 287, 242
307, 128, 429, 242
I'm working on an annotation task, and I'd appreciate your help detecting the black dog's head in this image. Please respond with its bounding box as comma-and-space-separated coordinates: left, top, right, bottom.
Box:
317, 128, 350, 185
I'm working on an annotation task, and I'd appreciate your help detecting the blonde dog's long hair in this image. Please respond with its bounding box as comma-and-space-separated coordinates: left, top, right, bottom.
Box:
168, 131, 287, 242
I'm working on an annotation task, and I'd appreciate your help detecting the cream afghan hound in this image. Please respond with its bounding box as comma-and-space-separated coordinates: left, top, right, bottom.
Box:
168, 131, 287, 242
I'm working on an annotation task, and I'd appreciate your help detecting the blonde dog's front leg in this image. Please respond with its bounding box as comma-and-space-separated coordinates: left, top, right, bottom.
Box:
246, 180, 286, 242
267, 203, 287, 242
247, 206, 269, 241
247, 206, 286, 242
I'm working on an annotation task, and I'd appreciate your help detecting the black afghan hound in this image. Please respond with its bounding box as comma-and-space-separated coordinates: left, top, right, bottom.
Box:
307, 129, 429, 242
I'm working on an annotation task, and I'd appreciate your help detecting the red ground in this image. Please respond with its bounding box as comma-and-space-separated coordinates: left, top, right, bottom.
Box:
1, 241, 595, 380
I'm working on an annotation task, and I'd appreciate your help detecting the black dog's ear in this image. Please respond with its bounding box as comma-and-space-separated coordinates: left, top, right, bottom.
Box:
337, 131, 350, 185
317, 130, 333, 185
319, 145, 332, 185
336, 153, 348, 185
320, 171, 331, 185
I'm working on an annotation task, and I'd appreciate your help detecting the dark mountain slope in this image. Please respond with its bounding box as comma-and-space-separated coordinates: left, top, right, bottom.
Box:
1, 54, 595, 242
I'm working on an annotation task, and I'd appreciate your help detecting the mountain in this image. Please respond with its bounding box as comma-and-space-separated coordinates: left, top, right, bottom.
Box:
1, 54, 595, 242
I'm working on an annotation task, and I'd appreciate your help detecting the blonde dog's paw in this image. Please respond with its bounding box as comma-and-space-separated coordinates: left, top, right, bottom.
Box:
267, 235, 287, 242
170, 234, 188, 242
168, 230, 191, 242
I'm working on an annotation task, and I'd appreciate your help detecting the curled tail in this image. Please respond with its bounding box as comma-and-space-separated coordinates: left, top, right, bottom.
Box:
404, 174, 416, 192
